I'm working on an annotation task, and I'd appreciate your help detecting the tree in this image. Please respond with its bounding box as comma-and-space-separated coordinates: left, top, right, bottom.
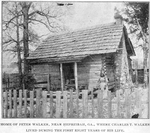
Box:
123, 2, 149, 87
3, 2, 72, 89
3, 2, 24, 89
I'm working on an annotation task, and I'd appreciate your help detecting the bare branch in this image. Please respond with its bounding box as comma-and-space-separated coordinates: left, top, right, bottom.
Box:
4, 14, 23, 28
3, 49, 17, 52
3, 39, 13, 44
4, 20, 24, 29
28, 18, 56, 32
28, 10, 57, 18
8, 34, 18, 43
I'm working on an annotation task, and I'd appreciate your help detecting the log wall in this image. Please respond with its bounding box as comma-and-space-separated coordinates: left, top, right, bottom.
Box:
31, 47, 131, 91
78, 54, 115, 90
78, 55, 103, 90
31, 54, 116, 90
31, 64, 61, 88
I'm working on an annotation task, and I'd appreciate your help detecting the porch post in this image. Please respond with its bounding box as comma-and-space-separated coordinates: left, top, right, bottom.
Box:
47, 64, 51, 93
47, 74, 50, 93
74, 62, 78, 93
74, 62, 79, 117
60, 63, 64, 91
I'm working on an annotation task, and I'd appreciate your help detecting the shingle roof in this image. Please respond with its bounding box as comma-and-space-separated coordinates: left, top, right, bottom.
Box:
28, 22, 128, 62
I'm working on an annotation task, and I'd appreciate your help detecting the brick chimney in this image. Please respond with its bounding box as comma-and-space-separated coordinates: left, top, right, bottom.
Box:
114, 12, 123, 25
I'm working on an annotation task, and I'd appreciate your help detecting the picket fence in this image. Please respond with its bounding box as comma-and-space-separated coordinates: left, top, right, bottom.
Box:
2, 88, 144, 118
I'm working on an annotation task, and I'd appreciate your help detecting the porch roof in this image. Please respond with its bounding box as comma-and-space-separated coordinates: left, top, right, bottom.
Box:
29, 55, 88, 64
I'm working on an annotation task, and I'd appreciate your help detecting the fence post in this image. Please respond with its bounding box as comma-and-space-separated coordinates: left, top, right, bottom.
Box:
50, 91, 53, 118
9, 89, 12, 118
82, 90, 88, 118
135, 88, 142, 118
97, 90, 103, 118
107, 91, 112, 118
124, 90, 127, 118
127, 91, 131, 118
139, 91, 142, 118
36, 89, 41, 118
2, 91, 4, 118
42, 91, 47, 118
4, 90, 8, 118
24, 90, 27, 118
69, 89, 73, 118
13, 90, 17, 118
30, 91, 34, 118
116, 90, 120, 118
76, 90, 79, 118
63, 91, 68, 118
56, 91, 61, 118
124, 89, 130, 118
18, 90, 22, 118
135, 89, 139, 114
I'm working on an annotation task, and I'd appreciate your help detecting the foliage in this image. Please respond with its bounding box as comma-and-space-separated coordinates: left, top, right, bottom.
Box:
124, 2, 149, 41
23, 74, 37, 90
123, 2, 149, 86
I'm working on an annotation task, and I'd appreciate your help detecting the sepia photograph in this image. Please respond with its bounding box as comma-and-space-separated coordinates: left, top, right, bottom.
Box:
1, 1, 149, 119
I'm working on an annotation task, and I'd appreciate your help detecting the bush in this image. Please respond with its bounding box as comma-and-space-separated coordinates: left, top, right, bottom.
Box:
24, 74, 36, 90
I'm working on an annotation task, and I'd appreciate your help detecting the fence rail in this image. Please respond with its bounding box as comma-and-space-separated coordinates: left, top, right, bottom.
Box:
2, 88, 148, 118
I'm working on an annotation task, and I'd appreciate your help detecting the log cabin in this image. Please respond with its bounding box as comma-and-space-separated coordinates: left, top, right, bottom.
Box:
27, 13, 135, 92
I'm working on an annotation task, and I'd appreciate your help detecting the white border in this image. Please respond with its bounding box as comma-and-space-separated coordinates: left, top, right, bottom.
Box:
0, 1, 150, 133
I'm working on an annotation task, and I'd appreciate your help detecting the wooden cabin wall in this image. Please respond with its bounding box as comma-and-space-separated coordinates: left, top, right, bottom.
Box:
78, 55, 103, 90
77, 57, 91, 88
48, 64, 60, 88
88, 55, 103, 90
31, 64, 60, 88
78, 54, 116, 90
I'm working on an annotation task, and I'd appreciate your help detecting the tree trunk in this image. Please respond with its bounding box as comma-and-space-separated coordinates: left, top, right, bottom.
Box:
21, 2, 32, 89
143, 46, 148, 88
148, 1, 150, 119
16, 12, 23, 90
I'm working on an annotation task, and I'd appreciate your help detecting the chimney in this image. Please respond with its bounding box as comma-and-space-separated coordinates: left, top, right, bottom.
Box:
114, 12, 123, 25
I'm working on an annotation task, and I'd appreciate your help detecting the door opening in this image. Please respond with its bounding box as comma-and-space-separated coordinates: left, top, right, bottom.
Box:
63, 63, 75, 89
